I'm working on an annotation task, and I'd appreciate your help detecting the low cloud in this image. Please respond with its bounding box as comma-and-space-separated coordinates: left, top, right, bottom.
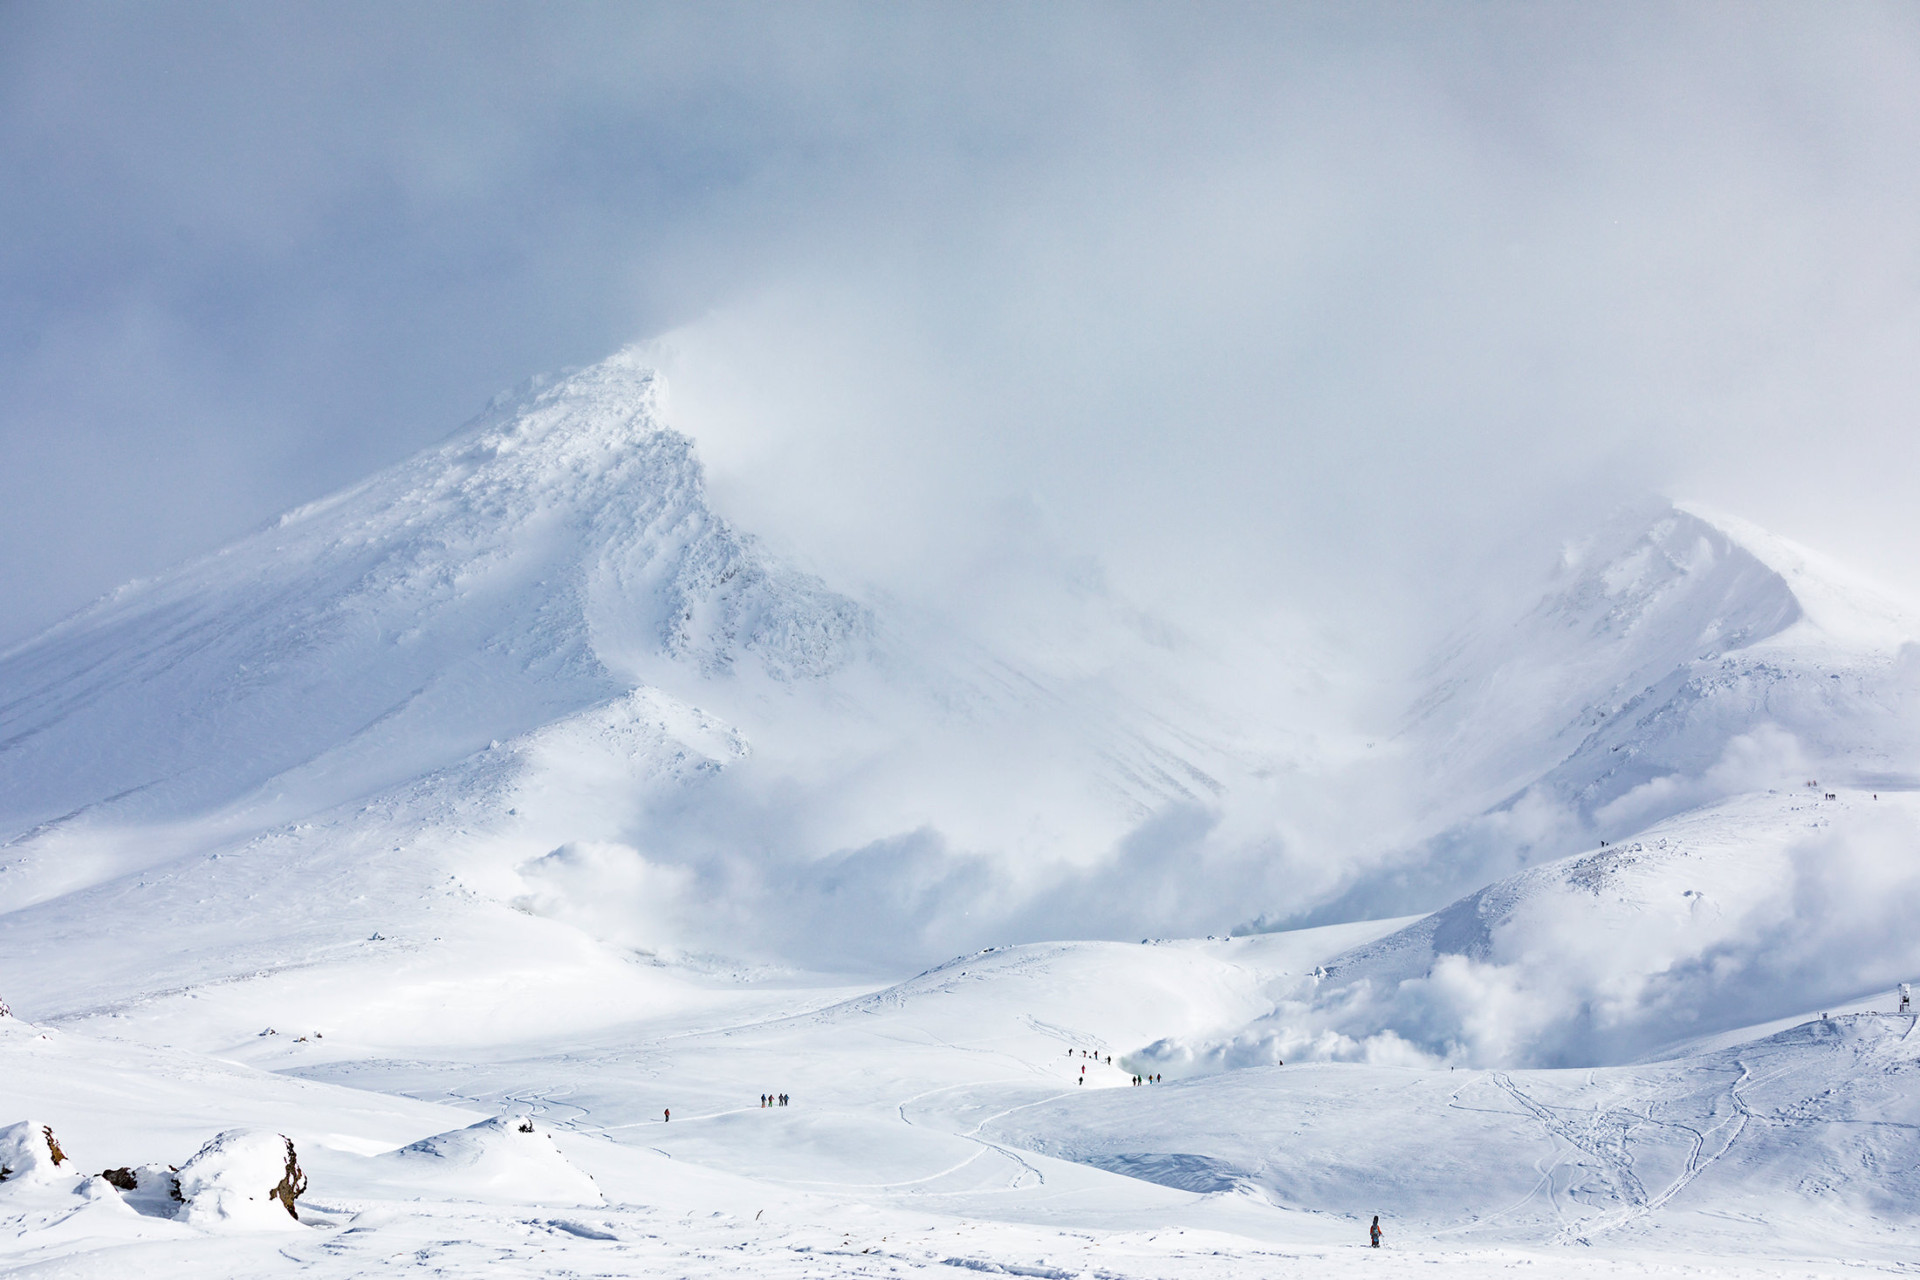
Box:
1595, 724, 1810, 834
1138, 796, 1920, 1072
514, 841, 694, 953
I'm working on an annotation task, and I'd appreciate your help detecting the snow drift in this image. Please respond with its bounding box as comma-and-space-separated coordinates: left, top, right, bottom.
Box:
375, 1115, 602, 1206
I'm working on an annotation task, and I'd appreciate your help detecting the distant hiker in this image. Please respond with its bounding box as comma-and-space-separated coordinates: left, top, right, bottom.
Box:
1371, 1216, 1382, 1248
761, 1094, 767, 1108
664, 1109, 671, 1122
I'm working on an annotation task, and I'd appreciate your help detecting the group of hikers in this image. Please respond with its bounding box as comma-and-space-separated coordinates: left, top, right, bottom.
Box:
661, 1094, 792, 1122
1066, 1046, 1161, 1085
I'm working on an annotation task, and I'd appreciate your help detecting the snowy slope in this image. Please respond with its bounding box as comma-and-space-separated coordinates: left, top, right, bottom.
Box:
991, 1012, 1920, 1259
11, 923, 1916, 1276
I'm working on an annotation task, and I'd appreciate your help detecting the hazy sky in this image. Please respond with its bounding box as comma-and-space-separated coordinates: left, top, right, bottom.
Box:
5, 2, 1919, 648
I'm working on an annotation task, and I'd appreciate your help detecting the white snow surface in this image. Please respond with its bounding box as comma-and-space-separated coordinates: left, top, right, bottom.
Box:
4, 348, 1920, 1275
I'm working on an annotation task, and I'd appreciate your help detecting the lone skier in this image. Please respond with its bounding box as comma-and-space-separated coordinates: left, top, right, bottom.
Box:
1370, 1215, 1382, 1248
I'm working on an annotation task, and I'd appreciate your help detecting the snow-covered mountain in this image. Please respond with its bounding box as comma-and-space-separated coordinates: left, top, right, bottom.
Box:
0, 352, 865, 840
7, 348, 1920, 1277
0, 348, 1306, 1019
6, 348, 1917, 1016
1322, 499, 1920, 919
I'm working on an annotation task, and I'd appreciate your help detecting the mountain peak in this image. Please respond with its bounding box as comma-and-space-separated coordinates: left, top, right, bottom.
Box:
1672, 501, 1919, 652
0, 350, 869, 838
1358, 498, 1920, 918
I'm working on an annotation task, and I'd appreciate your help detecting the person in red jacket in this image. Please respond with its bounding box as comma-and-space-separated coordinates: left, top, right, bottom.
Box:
1370, 1216, 1382, 1248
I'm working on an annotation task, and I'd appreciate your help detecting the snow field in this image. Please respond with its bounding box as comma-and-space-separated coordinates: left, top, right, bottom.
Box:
10, 944, 1920, 1276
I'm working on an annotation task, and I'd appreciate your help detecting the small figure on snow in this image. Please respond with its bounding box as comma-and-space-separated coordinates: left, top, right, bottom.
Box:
1370, 1215, 1382, 1248
664, 1108, 671, 1123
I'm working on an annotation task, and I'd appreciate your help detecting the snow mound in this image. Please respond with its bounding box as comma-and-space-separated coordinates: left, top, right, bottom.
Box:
0, 1120, 71, 1185
378, 1115, 603, 1206
173, 1129, 306, 1230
